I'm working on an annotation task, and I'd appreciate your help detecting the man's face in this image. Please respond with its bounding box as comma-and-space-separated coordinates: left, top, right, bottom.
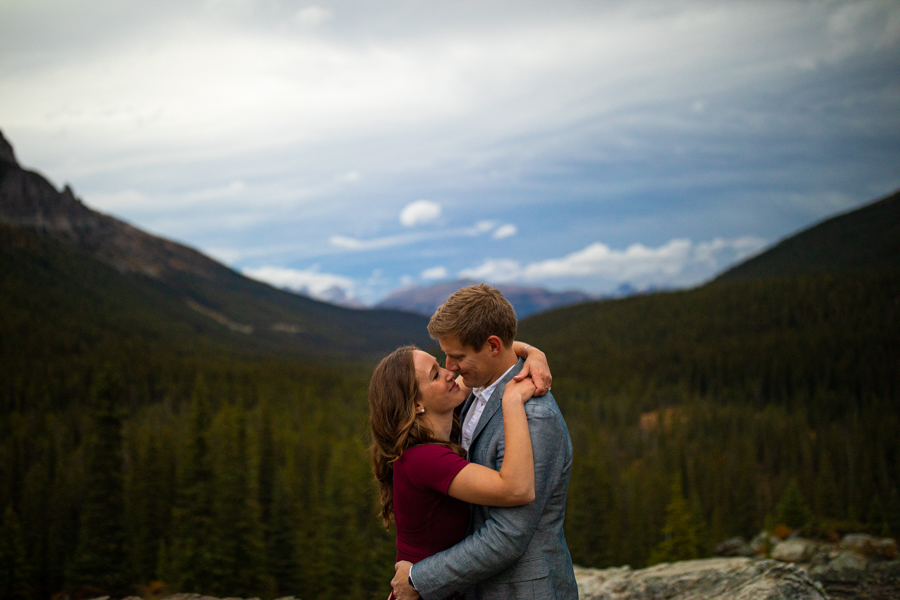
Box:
438, 335, 494, 389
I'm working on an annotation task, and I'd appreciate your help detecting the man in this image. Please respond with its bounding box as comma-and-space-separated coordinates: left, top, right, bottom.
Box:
391, 283, 577, 600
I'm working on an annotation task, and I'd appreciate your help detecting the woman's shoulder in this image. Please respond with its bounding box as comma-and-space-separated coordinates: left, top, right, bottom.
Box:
400, 443, 464, 465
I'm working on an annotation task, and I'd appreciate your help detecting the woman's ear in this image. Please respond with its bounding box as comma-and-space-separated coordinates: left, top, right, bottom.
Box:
414, 402, 425, 414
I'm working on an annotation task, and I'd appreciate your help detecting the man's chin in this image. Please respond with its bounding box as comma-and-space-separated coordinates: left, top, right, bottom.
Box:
461, 376, 484, 389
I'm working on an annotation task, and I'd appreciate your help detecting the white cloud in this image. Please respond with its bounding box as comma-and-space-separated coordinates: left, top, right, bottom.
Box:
421, 266, 449, 280
329, 220, 504, 252
459, 236, 769, 287
458, 259, 522, 282
493, 223, 517, 239
295, 6, 332, 29
400, 200, 442, 227
242, 265, 355, 301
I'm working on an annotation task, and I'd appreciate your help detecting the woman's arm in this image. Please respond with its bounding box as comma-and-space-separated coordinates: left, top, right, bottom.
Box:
512, 341, 552, 395
446, 377, 536, 506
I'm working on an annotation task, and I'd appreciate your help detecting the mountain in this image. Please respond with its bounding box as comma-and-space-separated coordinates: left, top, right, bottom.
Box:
714, 189, 900, 282
376, 279, 595, 318
0, 130, 431, 362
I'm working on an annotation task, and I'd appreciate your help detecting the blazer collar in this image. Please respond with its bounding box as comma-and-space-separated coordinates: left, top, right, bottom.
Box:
469, 358, 525, 449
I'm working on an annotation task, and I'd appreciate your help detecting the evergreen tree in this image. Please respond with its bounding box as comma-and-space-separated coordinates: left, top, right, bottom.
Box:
266, 468, 300, 596
565, 459, 614, 567
0, 504, 32, 600
130, 434, 167, 582
814, 450, 839, 520
648, 477, 701, 566
208, 403, 267, 596
167, 376, 214, 592
867, 494, 890, 537
776, 479, 812, 530
66, 370, 130, 596
257, 401, 276, 530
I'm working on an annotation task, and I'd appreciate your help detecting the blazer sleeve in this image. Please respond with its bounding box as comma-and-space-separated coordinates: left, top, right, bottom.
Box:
412, 401, 568, 600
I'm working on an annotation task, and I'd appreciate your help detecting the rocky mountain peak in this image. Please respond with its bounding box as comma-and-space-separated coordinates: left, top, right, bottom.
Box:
0, 130, 17, 165
0, 130, 225, 283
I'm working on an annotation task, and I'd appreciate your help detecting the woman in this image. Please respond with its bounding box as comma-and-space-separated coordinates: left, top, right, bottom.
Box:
368, 342, 550, 571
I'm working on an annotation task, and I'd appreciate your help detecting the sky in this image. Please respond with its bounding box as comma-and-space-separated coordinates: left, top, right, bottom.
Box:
2, 0, 899, 305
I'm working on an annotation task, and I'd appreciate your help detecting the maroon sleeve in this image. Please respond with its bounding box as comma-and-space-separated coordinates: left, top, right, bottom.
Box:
404, 444, 470, 495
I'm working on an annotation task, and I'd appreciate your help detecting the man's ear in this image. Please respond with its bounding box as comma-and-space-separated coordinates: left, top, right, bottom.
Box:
485, 335, 503, 356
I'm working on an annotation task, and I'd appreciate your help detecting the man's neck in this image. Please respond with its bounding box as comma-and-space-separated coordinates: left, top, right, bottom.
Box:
481, 348, 519, 389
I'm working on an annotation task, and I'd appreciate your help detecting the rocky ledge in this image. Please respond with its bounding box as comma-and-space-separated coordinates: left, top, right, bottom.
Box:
574, 532, 899, 600
88, 534, 899, 600
575, 557, 826, 600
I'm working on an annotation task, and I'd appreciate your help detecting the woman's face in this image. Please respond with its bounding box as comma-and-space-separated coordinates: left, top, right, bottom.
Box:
412, 350, 467, 415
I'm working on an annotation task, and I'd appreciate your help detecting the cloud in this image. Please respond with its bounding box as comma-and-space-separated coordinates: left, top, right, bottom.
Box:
458, 259, 522, 282
493, 224, 517, 239
400, 200, 442, 227
459, 236, 769, 287
421, 266, 449, 280
242, 265, 355, 301
329, 220, 503, 252
295, 6, 332, 29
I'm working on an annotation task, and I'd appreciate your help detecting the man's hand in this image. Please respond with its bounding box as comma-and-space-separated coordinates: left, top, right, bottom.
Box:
392, 560, 420, 600
514, 347, 552, 396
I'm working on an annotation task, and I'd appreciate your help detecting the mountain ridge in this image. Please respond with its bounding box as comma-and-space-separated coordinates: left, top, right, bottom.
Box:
0, 130, 431, 361
714, 188, 900, 283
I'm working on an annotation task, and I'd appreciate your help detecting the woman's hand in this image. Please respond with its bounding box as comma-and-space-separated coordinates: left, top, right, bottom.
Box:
514, 345, 552, 396
503, 377, 536, 405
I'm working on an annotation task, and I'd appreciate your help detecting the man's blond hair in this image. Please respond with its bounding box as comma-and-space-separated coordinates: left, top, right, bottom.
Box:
427, 283, 517, 350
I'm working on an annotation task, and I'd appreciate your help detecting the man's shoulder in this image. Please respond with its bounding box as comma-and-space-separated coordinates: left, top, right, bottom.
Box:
523, 392, 564, 419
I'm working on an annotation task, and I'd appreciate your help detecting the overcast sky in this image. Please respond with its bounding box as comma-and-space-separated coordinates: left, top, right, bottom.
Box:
2, 0, 899, 304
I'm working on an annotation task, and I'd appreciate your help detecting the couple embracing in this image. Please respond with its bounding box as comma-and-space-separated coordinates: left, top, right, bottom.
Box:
368, 283, 577, 599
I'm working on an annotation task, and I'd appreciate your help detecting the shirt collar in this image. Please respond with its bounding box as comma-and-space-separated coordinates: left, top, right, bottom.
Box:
472, 362, 518, 404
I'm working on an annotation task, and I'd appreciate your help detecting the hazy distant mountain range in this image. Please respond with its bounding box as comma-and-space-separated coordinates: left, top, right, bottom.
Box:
376, 279, 597, 318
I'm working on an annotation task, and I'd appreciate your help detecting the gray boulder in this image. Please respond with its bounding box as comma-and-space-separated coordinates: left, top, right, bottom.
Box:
772, 538, 817, 563
812, 551, 868, 584
574, 557, 826, 600
841, 533, 898, 560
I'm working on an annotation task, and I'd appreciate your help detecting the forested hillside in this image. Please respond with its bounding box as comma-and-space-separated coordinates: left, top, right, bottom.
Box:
519, 270, 900, 568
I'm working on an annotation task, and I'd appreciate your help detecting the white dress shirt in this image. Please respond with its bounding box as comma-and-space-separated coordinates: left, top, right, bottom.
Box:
460, 363, 518, 451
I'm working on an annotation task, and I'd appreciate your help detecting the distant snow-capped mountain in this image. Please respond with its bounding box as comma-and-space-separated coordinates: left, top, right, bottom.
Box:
375, 279, 596, 319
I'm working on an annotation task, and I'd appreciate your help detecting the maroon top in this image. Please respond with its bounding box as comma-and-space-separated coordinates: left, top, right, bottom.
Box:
393, 444, 471, 563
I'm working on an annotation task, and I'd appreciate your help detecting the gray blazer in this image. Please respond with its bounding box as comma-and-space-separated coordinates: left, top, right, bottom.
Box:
412, 358, 577, 600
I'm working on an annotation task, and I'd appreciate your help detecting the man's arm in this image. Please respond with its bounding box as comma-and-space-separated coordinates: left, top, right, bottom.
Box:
408, 402, 569, 600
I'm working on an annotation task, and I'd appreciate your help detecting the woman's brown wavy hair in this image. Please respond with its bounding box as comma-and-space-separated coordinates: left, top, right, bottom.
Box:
368, 345, 464, 528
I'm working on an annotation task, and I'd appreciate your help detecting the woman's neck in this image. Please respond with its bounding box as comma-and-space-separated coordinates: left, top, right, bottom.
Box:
423, 412, 453, 442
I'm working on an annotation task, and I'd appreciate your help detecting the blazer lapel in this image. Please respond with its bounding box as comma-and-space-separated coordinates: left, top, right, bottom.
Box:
469, 359, 525, 450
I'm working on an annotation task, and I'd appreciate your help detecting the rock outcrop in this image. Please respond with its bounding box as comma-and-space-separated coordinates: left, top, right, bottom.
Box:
574, 557, 826, 600
713, 532, 900, 600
